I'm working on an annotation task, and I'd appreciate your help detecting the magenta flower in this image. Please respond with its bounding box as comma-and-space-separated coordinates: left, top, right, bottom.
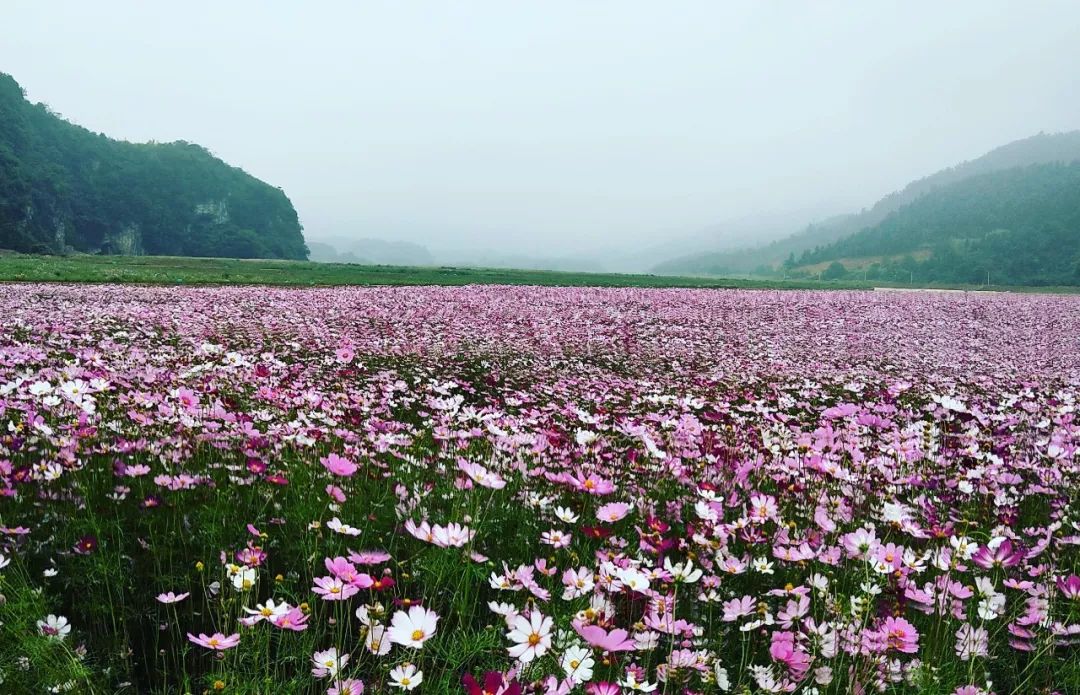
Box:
971, 540, 1022, 569
187, 632, 240, 650
1055, 574, 1080, 600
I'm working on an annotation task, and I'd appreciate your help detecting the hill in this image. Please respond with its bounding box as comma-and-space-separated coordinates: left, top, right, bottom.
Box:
792, 162, 1080, 285
0, 73, 307, 259
654, 131, 1080, 276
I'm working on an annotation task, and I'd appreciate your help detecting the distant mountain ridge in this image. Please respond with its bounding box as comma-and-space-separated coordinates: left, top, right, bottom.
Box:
654, 131, 1080, 276
790, 162, 1080, 285
0, 72, 307, 259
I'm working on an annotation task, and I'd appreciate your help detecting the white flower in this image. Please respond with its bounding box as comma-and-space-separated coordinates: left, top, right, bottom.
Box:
752, 557, 774, 574
387, 606, 439, 649
619, 671, 657, 692
311, 647, 348, 678
242, 598, 288, 622
28, 381, 53, 396
389, 663, 423, 690
561, 645, 595, 683
554, 506, 579, 523
950, 535, 977, 560
714, 664, 731, 691
326, 517, 362, 536
365, 624, 392, 655
506, 610, 553, 663
37, 615, 71, 641
616, 567, 650, 592
664, 557, 702, 583
231, 566, 257, 591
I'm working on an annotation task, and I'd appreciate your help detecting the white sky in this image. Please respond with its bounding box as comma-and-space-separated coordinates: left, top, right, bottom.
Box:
4, 1, 1080, 259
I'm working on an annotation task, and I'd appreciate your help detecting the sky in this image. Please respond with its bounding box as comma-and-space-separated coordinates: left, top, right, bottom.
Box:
3, 1, 1080, 264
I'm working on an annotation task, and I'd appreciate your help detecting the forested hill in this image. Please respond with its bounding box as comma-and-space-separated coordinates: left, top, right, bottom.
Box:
793, 162, 1080, 285
0, 73, 307, 259
654, 131, 1080, 276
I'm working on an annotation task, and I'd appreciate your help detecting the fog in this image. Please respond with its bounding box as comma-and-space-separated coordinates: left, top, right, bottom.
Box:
4, 1, 1080, 269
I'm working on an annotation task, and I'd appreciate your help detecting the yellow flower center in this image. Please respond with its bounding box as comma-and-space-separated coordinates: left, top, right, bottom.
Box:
528, 633, 541, 646
411, 629, 424, 641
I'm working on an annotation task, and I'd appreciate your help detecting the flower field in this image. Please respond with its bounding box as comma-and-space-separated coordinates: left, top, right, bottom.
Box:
1, 284, 1078, 695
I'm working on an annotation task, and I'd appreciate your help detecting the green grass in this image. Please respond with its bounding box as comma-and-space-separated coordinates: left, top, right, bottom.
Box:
1, 252, 1078, 292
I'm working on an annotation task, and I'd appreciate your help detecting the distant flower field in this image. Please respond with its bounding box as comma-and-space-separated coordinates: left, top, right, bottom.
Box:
1, 284, 1078, 694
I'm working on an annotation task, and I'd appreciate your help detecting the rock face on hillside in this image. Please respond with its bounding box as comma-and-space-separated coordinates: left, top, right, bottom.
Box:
0, 72, 308, 259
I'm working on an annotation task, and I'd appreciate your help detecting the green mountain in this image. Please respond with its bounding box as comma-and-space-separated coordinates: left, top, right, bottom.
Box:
793, 162, 1080, 285
654, 131, 1080, 276
0, 73, 307, 259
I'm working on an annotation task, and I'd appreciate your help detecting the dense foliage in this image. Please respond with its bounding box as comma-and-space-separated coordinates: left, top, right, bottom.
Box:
1, 284, 1078, 694
655, 132, 1080, 279
0, 73, 307, 259
795, 163, 1080, 285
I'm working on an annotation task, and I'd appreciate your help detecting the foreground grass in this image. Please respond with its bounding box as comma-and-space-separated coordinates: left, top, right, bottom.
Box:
4, 252, 1077, 292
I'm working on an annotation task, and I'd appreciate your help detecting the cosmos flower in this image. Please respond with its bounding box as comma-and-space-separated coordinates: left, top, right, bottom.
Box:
389, 663, 423, 690
321, 453, 358, 477
572, 622, 636, 652
187, 632, 240, 651
387, 605, 439, 649
506, 611, 553, 663
37, 615, 71, 641
311, 647, 349, 678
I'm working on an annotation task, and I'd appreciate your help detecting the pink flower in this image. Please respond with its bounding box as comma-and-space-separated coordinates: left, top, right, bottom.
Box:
187, 632, 240, 650
347, 549, 392, 565
321, 453, 358, 477
880, 616, 920, 654
329, 679, 365, 695
596, 502, 631, 523
721, 595, 755, 622
325, 556, 374, 587
572, 621, 636, 652
334, 346, 355, 364
955, 624, 989, 660
156, 591, 190, 604
312, 575, 359, 601
271, 607, 309, 631
570, 471, 615, 496
769, 631, 811, 679
326, 484, 347, 502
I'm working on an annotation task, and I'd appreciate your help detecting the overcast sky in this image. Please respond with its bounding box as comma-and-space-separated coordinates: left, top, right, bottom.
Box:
4, 1, 1080, 259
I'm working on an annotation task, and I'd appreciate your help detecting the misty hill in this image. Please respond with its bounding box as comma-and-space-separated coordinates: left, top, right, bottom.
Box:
308, 238, 434, 266
790, 162, 1080, 285
0, 73, 307, 259
654, 131, 1080, 276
